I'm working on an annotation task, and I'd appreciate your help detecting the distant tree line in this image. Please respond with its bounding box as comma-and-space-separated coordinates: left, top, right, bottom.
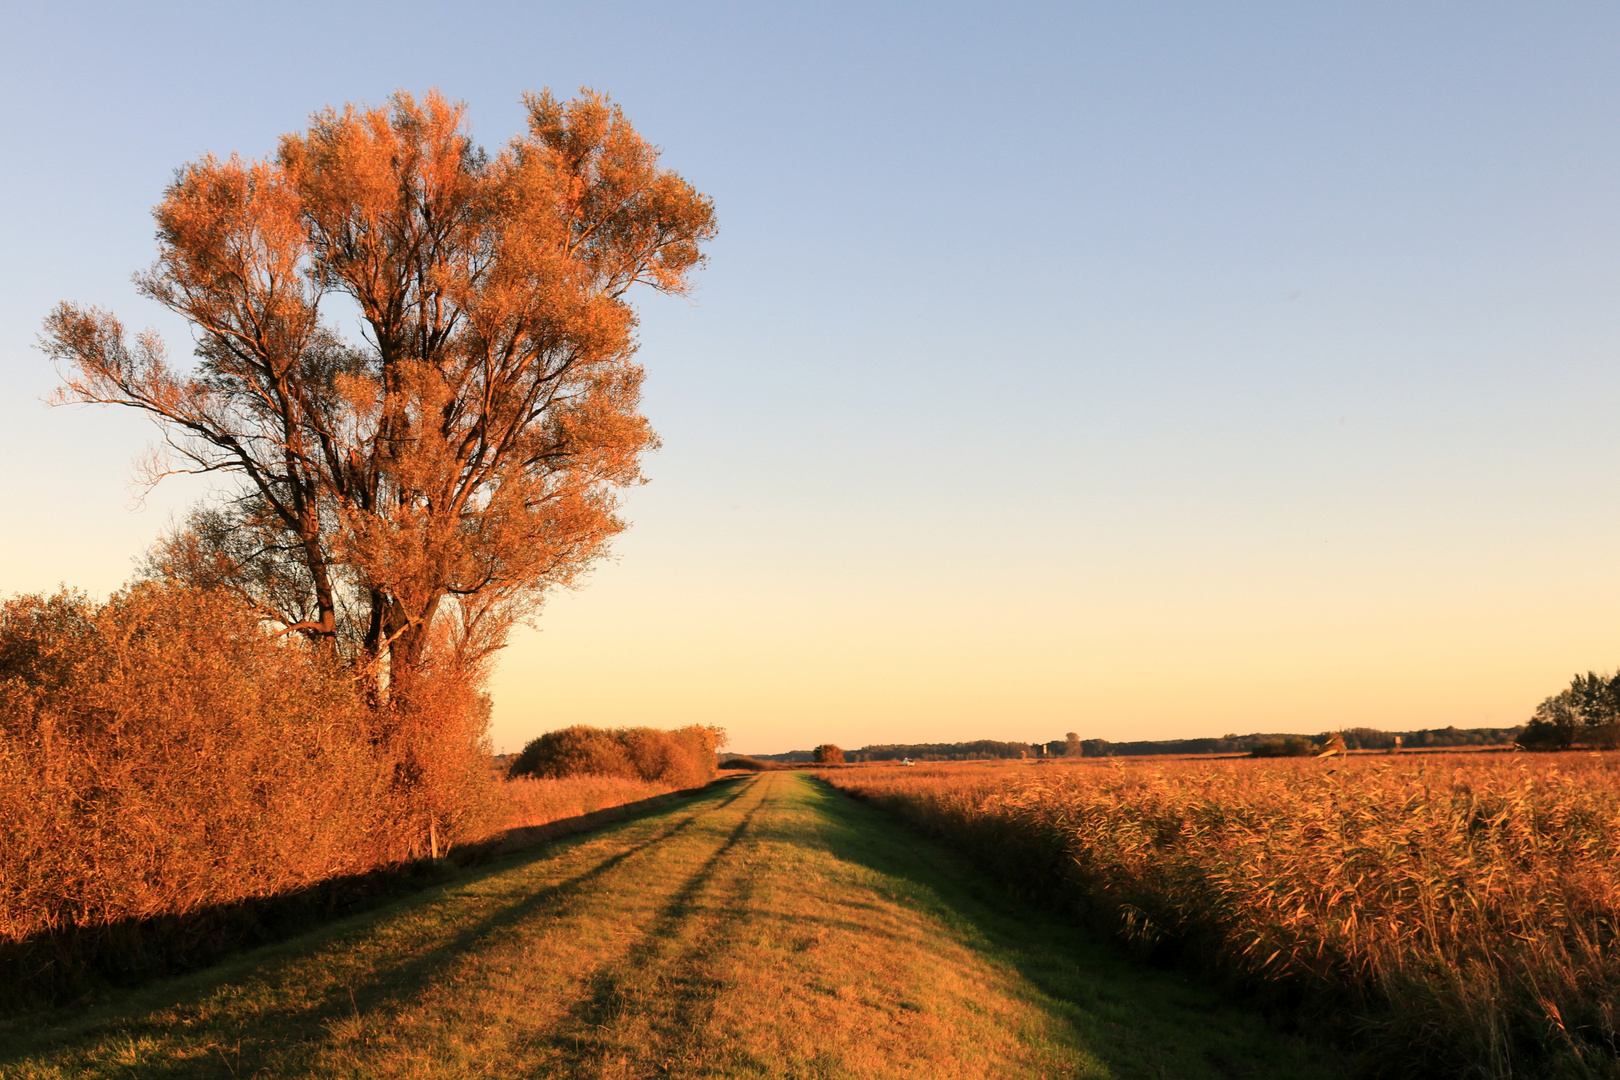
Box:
717, 756, 793, 772
850, 740, 1047, 762
1077, 726, 1520, 757
748, 671, 1620, 768
742, 725, 1523, 764
740, 741, 1044, 763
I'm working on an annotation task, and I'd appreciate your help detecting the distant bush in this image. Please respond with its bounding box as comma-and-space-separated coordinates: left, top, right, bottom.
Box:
1519, 717, 1577, 751
507, 725, 722, 789
813, 744, 845, 765
1249, 737, 1315, 758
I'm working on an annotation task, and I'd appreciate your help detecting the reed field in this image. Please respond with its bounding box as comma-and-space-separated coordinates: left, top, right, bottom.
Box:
821, 752, 1620, 1079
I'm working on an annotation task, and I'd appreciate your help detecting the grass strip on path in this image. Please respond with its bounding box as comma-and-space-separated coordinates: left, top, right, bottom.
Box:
1, 773, 1347, 1079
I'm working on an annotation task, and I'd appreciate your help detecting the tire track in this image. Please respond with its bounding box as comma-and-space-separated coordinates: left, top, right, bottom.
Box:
522, 776, 774, 1077
327, 779, 758, 1031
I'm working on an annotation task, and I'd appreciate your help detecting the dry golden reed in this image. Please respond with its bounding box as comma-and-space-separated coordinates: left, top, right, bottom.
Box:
493, 773, 674, 831
825, 754, 1620, 1077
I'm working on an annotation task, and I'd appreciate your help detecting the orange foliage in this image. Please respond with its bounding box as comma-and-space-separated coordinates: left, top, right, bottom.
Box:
507, 724, 722, 790
0, 584, 402, 942
40, 89, 716, 709
37, 88, 714, 862
13, 84, 724, 1003
813, 744, 845, 764
0, 573, 699, 1007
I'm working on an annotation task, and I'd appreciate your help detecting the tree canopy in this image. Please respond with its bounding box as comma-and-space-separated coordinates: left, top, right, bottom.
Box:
42, 89, 715, 702
813, 744, 845, 765
1519, 670, 1620, 750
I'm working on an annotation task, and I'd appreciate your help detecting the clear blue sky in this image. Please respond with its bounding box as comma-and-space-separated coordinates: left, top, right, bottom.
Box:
5, 2, 1620, 752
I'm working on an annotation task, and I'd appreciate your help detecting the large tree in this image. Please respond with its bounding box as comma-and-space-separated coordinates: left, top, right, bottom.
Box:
42, 89, 715, 702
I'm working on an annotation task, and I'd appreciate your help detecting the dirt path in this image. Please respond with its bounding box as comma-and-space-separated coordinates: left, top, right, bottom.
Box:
3, 773, 1345, 1079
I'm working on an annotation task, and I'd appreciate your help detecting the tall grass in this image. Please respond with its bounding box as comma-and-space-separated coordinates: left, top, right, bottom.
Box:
823, 755, 1620, 1078
493, 773, 676, 830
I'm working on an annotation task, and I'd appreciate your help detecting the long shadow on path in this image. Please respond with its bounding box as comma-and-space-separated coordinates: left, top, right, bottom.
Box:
0, 780, 755, 1076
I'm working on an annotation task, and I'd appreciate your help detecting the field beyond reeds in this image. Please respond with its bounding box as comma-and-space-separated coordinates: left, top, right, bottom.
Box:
820, 753, 1620, 1079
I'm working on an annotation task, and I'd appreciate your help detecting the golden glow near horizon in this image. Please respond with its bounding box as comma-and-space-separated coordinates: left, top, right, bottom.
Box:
484, 519, 1618, 753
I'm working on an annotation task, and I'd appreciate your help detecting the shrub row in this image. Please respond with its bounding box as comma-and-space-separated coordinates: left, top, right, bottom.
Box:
507, 724, 721, 789
0, 585, 399, 942
0, 583, 494, 1011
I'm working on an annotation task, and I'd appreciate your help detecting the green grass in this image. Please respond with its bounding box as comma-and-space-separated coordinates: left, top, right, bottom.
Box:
0, 773, 1349, 1078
